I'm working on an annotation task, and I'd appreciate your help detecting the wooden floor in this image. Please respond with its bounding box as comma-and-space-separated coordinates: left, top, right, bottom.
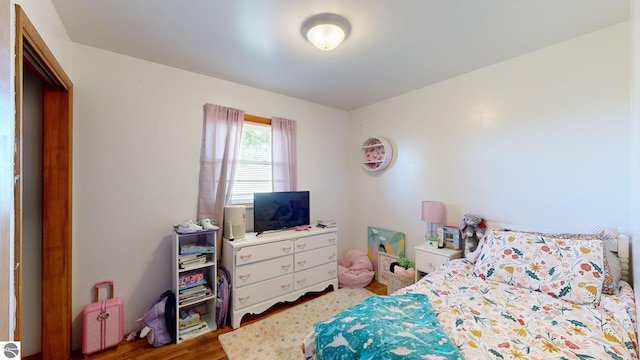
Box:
69, 281, 387, 360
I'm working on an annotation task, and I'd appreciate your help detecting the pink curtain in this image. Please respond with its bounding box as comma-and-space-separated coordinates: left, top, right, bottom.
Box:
271, 117, 298, 191
198, 104, 244, 255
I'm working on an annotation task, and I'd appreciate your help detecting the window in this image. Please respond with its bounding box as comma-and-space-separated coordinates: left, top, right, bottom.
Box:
230, 116, 272, 204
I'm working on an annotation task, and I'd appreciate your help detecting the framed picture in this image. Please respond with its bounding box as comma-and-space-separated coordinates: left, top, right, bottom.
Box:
377, 252, 398, 286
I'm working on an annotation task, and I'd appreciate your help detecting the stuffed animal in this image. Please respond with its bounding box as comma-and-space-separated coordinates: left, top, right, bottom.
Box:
390, 257, 416, 278
397, 257, 415, 271
459, 214, 487, 262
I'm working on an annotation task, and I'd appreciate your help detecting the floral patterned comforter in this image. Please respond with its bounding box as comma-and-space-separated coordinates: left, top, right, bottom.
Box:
304, 259, 638, 359
395, 259, 638, 359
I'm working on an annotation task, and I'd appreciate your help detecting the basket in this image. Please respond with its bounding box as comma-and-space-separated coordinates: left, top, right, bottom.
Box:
386, 272, 415, 295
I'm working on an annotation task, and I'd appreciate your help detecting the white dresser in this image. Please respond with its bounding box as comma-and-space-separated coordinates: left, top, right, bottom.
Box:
222, 227, 338, 329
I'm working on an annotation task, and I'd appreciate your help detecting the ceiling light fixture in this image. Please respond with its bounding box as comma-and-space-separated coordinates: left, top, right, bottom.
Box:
301, 13, 351, 51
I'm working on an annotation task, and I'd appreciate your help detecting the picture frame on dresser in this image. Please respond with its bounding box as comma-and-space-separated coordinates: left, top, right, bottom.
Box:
222, 227, 339, 329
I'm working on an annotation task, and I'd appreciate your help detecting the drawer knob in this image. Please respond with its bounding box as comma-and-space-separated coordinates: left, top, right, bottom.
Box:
297, 260, 306, 266
282, 246, 292, 253
281, 264, 291, 271
328, 270, 336, 275
239, 296, 250, 303
281, 283, 291, 290
328, 237, 336, 243
297, 243, 306, 249
296, 279, 306, 285
239, 254, 252, 261
239, 274, 251, 280
329, 253, 336, 260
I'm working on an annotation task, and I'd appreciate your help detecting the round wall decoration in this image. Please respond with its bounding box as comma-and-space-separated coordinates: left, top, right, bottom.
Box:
360, 137, 393, 172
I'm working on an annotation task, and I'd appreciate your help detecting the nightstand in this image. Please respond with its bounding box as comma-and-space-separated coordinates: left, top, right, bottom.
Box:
414, 244, 462, 282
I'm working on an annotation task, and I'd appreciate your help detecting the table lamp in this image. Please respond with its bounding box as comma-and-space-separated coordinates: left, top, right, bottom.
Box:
422, 201, 445, 247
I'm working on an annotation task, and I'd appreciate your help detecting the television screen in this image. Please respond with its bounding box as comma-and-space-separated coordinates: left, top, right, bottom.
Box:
253, 191, 310, 235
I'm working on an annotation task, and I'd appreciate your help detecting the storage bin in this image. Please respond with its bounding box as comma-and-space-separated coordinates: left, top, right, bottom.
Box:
386, 272, 415, 295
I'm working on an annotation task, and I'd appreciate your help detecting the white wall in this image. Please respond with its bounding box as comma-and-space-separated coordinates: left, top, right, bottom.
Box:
347, 23, 630, 261
70, 43, 349, 348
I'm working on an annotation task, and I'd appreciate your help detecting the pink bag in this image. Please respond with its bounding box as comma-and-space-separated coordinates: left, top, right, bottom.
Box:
82, 280, 124, 356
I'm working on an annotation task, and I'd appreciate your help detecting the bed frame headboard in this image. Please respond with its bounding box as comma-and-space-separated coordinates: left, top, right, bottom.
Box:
484, 221, 631, 283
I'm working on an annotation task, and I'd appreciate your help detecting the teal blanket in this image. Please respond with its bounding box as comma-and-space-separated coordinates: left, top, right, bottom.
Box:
314, 293, 463, 359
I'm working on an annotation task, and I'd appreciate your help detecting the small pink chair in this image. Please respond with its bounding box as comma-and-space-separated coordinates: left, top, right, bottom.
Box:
337, 249, 374, 288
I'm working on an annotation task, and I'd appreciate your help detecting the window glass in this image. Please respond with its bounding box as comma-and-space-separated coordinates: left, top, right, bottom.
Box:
231, 121, 272, 204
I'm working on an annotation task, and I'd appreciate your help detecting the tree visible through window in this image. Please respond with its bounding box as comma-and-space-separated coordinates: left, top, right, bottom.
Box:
230, 120, 272, 204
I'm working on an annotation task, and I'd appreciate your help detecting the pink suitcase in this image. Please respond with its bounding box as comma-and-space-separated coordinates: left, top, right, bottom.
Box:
82, 280, 124, 357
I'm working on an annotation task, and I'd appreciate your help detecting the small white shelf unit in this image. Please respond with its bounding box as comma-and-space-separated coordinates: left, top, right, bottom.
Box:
360, 137, 393, 171
172, 228, 219, 343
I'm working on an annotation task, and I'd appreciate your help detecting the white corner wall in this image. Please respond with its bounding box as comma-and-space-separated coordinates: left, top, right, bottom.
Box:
70, 43, 349, 348
347, 23, 631, 261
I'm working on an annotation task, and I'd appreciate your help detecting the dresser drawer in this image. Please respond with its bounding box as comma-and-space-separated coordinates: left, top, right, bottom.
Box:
294, 262, 337, 290
294, 245, 337, 271
294, 232, 338, 253
235, 255, 294, 288
235, 240, 294, 265
234, 274, 294, 310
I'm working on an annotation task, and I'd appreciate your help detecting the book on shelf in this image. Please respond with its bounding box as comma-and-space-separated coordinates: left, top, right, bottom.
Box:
179, 269, 206, 290
180, 284, 208, 296
179, 260, 206, 269
180, 243, 215, 255
179, 308, 201, 329
179, 283, 210, 295
179, 293, 212, 305
179, 320, 209, 336
179, 289, 212, 305
179, 253, 207, 268
179, 253, 205, 261
179, 278, 207, 292
179, 283, 211, 297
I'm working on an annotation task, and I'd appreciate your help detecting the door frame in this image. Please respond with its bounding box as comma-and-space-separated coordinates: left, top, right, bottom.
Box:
14, 5, 73, 357
0, 0, 10, 342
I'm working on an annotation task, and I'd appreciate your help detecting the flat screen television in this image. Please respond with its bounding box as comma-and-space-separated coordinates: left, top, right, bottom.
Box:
253, 191, 310, 235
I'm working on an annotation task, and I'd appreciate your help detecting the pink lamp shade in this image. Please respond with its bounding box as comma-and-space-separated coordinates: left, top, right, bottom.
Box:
421, 201, 445, 223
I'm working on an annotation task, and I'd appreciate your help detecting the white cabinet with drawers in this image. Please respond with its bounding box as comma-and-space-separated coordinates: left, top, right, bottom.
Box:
414, 244, 462, 282
222, 227, 338, 329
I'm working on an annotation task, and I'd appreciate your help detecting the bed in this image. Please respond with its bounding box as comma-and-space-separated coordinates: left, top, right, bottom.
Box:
302, 224, 637, 359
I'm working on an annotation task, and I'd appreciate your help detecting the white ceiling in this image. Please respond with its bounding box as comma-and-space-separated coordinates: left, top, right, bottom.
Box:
50, 0, 630, 111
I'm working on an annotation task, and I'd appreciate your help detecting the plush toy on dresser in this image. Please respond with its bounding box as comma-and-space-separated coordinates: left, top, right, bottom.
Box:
459, 214, 486, 262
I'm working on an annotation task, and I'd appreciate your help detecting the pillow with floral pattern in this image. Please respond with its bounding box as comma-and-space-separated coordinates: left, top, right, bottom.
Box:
473, 230, 605, 305
499, 229, 617, 295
